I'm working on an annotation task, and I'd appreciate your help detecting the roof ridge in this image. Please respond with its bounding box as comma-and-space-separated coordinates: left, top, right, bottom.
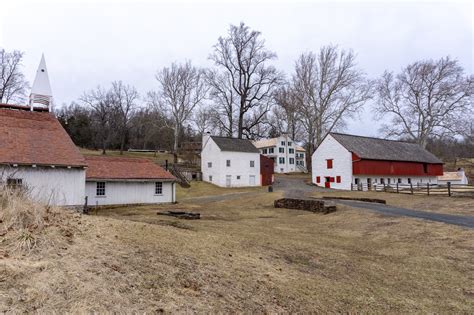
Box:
330, 132, 415, 144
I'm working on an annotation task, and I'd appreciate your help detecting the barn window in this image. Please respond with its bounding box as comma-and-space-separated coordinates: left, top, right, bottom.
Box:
155, 182, 163, 195
316, 176, 321, 183
398, 178, 402, 184
250, 160, 255, 167
279, 147, 284, 153
336, 176, 341, 183
423, 163, 428, 173
387, 178, 391, 185
354, 178, 360, 184
7, 178, 23, 190
330, 177, 335, 183
408, 178, 412, 184
96, 182, 106, 196
380, 178, 384, 184
226, 160, 231, 167
208, 162, 212, 168
326, 159, 333, 169
289, 158, 294, 164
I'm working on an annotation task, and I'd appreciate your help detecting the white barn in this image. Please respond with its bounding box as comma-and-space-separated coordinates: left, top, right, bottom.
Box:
253, 135, 307, 173
0, 56, 87, 206
312, 133, 444, 190
85, 156, 177, 206
201, 134, 261, 187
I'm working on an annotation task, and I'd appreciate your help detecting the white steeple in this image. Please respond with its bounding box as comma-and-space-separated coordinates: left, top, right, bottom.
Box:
29, 54, 53, 111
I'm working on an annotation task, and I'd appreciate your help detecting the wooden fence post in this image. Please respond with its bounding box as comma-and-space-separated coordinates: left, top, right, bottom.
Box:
427, 183, 430, 195
410, 183, 413, 195
396, 183, 399, 194
448, 182, 451, 197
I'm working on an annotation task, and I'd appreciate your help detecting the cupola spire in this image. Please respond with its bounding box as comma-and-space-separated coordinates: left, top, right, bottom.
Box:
29, 54, 53, 111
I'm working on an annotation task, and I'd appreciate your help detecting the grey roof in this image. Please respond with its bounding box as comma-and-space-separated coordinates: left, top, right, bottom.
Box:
330, 133, 443, 164
211, 136, 259, 153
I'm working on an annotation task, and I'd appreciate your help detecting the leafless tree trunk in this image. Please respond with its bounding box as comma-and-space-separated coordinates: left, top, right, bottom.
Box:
0, 49, 29, 104
273, 85, 302, 141
80, 86, 114, 154
292, 46, 373, 166
208, 22, 283, 139
193, 106, 213, 136
149, 61, 207, 163
375, 57, 473, 148
110, 81, 139, 154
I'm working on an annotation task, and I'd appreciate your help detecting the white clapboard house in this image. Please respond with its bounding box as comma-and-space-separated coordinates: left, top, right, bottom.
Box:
85, 156, 176, 206
0, 55, 87, 206
312, 133, 444, 190
253, 135, 306, 173
201, 133, 261, 187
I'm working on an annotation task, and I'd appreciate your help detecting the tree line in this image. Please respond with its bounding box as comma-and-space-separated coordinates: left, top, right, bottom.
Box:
1, 22, 473, 164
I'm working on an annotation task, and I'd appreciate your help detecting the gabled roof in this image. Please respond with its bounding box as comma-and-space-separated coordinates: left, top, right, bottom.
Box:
211, 136, 259, 153
253, 138, 277, 149
85, 156, 176, 181
0, 108, 86, 167
330, 133, 443, 164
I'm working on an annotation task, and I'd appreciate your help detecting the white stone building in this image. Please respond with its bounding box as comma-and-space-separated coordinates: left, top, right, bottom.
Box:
201, 134, 261, 187
312, 133, 444, 190
253, 135, 306, 173
437, 169, 469, 185
85, 156, 176, 206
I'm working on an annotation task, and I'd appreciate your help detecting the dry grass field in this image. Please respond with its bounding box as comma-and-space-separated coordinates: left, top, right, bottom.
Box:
1, 182, 473, 313
79, 148, 174, 164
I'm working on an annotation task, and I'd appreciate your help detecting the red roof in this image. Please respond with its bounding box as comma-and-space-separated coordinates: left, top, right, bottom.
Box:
0, 108, 86, 167
85, 156, 176, 181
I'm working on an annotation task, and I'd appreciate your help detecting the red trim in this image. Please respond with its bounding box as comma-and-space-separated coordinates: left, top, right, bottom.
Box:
353, 159, 443, 176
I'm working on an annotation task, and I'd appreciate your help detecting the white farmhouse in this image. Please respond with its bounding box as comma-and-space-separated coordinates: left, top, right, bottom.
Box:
253, 135, 306, 173
0, 55, 87, 206
437, 169, 469, 185
312, 133, 444, 190
85, 156, 177, 206
201, 134, 261, 187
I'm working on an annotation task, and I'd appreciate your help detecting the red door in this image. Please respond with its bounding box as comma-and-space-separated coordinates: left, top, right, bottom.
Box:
324, 177, 331, 188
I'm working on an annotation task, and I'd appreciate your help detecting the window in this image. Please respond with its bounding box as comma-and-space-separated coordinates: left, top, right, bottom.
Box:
263, 148, 267, 154
269, 148, 274, 154
96, 182, 106, 196
336, 176, 341, 183
226, 160, 231, 167
408, 178, 412, 184
155, 182, 163, 195
279, 157, 285, 164
289, 148, 294, 154
288, 142, 292, 146
250, 160, 255, 167
423, 163, 428, 173
354, 178, 360, 184
387, 178, 391, 184
281, 141, 285, 146
289, 158, 294, 164
279, 147, 284, 153
209, 175, 213, 182
326, 159, 333, 169
316, 176, 321, 183
380, 178, 385, 184
208, 162, 212, 168
7, 178, 22, 190
237, 175, 241, 180
398, 178, 402, 184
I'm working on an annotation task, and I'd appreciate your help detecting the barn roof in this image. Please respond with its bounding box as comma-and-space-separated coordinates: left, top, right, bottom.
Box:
330, 133, 443, 164
0, 108, 86, 167
211, 136, 259, 153
85, 156, 176, 181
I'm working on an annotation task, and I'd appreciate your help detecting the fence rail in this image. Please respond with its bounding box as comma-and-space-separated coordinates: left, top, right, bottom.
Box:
351, 182, 474, 197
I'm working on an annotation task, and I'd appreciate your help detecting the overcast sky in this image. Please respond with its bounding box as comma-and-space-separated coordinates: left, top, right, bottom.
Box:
1, 0, 472, 136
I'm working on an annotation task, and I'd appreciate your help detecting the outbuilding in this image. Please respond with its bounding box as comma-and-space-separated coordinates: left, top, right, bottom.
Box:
85, 156, 176, 206
437, 169, 469, 185
312, 133, 444, 190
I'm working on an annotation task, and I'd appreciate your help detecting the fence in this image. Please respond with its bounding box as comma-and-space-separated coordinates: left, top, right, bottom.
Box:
351, 182, 474, 197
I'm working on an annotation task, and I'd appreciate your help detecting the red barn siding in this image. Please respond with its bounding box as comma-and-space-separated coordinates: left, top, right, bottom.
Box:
353, 159, 443, 176
260, 155, 274, 186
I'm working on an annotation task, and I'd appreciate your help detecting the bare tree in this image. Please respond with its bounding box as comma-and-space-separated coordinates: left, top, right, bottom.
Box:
0, 49, 29, 104
149, 61, 207, 162
193, 105, 213, 136
375, 57, 473, 148
80, 86, 114, 154
208, 22, 283, 139
110, 81, 139, 154
273, 85, 302, 141
292, 46, 373, 160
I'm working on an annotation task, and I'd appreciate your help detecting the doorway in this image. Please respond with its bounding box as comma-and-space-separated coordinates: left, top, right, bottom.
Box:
249, 175, 256, 186
325, 177, 331, 188
226, 175, 231, 187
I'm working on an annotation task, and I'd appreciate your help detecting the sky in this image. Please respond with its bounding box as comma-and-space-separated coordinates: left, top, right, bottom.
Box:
1, 0, 473, 137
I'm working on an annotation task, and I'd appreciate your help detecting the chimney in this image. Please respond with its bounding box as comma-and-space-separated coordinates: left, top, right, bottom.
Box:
202, 131, 211, 149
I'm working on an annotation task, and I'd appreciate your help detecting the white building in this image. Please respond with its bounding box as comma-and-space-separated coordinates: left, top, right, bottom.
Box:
437, 169, 469, 185
312, 133, 444, 190
201, 134, 261, 187
0, 55, 87, 206
85, 156, 176, 206
253, 135, 306, 173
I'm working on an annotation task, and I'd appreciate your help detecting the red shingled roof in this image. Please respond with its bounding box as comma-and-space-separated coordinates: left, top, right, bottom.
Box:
0, 108, 86, 167
85, 156, 176, 181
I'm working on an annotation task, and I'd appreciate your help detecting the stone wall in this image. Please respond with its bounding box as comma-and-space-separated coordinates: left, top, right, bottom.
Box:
274, 198, 336, 214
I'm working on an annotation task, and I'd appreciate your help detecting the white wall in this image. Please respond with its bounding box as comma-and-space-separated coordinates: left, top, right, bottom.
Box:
259, 135, 304, 173
0, 165, 86, 206
311, 134, 353, 190
86, 181, 175, 206
353, 175, 438, 190
201, 136, 261, 187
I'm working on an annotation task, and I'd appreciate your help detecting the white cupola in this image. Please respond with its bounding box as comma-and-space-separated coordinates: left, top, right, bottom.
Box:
29, 54, 53, 111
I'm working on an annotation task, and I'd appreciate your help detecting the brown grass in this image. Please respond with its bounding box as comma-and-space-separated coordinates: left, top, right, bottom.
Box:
1, 182, 473, 312
79, 148, 174, 164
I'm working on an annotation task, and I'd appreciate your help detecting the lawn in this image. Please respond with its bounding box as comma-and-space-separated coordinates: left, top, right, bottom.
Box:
79, 148, 175, 164
1, 182, 473, 313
